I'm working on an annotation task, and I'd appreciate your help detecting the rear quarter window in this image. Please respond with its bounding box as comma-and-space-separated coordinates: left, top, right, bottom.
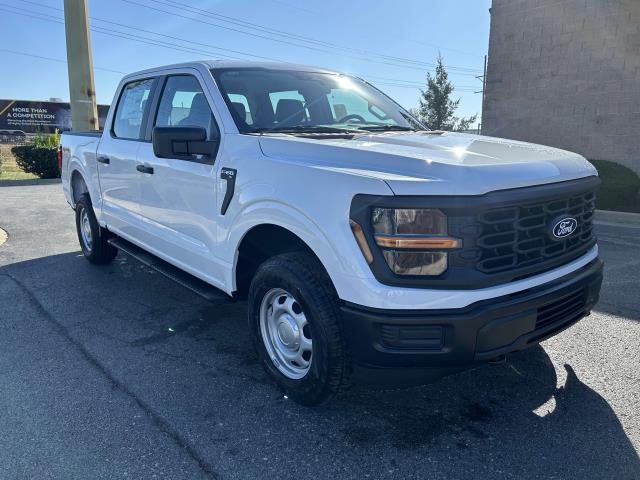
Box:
112, 78, 154, 140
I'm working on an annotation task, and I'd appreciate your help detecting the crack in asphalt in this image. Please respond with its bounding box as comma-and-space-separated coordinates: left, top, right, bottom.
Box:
1, 272, 221, 480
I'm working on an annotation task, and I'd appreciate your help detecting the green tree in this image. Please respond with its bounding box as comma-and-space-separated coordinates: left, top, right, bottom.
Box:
417, 54, 477, 131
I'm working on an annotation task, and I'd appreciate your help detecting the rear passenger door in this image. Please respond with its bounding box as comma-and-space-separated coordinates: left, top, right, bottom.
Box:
98, 77, 155, 238
135, 71, 224, 287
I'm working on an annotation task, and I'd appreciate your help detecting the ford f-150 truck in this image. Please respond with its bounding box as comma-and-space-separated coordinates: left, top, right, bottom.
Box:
60, 61, 603, 405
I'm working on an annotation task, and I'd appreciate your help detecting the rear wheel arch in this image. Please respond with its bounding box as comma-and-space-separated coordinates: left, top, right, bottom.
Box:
75, 193, 118, 264
70, 169, 89, 206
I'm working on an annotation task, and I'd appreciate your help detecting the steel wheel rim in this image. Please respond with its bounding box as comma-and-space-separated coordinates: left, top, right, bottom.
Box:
80, 207, 93, 252
259, 288, 313, 380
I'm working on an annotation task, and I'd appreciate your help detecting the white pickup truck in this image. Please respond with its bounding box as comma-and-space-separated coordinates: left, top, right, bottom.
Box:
60, 61, 603, 405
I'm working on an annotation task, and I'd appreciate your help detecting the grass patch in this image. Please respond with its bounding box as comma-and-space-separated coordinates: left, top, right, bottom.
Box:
590, 160, 640, 213
0, 148, 37, 180
0, 144, 38, 181
0, 166, 39, 180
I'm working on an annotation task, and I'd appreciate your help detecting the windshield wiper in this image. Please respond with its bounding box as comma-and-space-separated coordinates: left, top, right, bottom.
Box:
354, 125, 417, 132
252, 125, 359, 134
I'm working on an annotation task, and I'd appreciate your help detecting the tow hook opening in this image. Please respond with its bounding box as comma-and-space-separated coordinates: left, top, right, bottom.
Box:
488, 354, 507, 365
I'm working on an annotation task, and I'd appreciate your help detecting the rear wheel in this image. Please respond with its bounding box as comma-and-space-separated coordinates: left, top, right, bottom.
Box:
248, 252, 351, 405
75, 194, 118, 264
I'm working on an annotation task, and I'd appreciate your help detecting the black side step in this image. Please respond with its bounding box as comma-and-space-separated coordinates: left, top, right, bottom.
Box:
108, 237, 231, 303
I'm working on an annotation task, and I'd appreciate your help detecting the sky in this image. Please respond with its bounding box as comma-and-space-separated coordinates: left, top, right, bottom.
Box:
0, 0, 491, 125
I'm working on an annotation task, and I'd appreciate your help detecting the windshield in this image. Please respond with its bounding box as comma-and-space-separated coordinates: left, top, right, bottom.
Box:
211, 68, 425, 134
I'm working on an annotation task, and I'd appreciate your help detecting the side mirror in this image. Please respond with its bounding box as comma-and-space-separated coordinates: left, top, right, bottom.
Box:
152, 126, 218, 160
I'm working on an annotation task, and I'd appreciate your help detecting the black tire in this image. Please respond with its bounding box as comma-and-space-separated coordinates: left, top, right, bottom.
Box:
248, 252, 352, 405
75, 193, 118, 265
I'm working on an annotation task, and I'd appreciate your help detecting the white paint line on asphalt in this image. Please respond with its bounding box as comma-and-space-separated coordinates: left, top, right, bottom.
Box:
596, 235, 640, 248
595, 210, 640, 229
594, 220, 640, 229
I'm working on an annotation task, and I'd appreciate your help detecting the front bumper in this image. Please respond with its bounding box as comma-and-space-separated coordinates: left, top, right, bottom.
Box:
340, 258, 603, 385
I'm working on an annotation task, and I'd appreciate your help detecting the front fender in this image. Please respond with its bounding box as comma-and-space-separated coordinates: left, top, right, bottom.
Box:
223, 200, 375, 299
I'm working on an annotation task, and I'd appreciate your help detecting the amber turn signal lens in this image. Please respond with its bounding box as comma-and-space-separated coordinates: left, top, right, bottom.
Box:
349, 220, 374, 264
374, 236, 461, 249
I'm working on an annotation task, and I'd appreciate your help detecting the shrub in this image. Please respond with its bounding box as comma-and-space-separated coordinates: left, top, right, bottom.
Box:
590, 159, 640, 212
31, 130, 60, 149
10, 130, 60, 179
11, 145, 59, 179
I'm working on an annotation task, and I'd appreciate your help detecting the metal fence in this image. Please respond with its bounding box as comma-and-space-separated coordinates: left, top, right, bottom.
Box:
0, 132, 29, 145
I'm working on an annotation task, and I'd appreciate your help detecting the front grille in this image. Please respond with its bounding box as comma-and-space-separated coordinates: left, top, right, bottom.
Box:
473, 189, 596, 277
350, 177, 600, 289
536, 289, 587, 329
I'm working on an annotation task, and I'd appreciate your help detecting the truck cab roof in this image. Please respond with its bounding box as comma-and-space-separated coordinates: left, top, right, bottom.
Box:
123, 60, 342, 81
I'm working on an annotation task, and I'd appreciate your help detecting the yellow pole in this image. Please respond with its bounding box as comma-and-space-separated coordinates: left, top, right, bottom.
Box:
63, 0, 99, 131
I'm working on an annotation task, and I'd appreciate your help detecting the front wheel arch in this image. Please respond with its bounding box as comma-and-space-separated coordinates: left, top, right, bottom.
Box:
234, 223, 331, 299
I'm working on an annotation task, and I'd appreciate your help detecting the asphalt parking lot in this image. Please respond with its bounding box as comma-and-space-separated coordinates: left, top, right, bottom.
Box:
0, 183, 638, 480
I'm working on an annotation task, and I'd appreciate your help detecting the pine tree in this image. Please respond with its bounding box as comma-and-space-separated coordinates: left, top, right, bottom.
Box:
417, 54, 477, 131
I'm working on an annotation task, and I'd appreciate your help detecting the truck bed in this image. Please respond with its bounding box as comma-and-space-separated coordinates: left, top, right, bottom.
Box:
62, 130, 103, 137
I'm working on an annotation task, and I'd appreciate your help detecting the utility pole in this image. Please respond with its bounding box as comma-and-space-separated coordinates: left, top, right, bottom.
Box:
63, 0, 98, 131
474, 54, 488, 134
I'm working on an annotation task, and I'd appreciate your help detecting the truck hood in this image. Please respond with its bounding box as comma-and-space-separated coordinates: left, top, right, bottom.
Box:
258, 131, 597, 196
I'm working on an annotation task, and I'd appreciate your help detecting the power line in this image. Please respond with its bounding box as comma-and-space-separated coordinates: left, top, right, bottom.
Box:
0, 45, 478, 94
0, 48, 126, 74
0, 5, 243, 60
156, 0, 483, 72
363, 74, 478, 89
10, 1, 484, 82
121, 0, 483, 75
0, 3, 480, 94
138, 0, 482, 73
372, 81, 478, 92
17, 0, 280, 62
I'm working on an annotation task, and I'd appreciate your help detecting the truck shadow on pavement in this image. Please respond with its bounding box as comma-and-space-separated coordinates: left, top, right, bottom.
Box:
1, 251, 638, 479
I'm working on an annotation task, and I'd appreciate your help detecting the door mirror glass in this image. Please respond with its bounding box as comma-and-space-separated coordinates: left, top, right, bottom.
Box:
152, 126, 219, 160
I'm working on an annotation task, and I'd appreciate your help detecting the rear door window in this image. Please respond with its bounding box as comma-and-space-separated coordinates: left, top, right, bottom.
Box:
112, 78, 153, 140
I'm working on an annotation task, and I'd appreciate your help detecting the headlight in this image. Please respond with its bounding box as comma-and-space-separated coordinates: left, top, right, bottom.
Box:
371, 208, 460, 276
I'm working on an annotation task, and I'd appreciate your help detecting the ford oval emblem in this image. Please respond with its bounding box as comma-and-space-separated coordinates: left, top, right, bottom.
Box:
551, 217, 578, 239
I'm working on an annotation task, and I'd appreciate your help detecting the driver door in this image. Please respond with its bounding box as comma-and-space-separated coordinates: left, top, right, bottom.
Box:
135, 71, 224, 287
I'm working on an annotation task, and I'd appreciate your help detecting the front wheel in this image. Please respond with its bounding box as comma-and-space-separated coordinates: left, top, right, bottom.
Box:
75, 194, 118, 264
248, 252, 351, 405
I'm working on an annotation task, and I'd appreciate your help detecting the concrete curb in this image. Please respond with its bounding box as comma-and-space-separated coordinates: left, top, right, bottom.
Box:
595, 209, 640, 228
0, 178, 61, 187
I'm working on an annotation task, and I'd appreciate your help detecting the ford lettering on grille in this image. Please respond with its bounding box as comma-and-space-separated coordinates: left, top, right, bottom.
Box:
552, 217, 578, 239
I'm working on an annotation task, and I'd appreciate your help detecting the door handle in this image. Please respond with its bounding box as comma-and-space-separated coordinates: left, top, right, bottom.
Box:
97, 155, 110, 164
136, 164, 154, 174
220, 168, 236, 215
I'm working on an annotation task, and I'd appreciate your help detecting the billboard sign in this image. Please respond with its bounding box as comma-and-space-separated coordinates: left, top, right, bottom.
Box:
0, 99, 109, 134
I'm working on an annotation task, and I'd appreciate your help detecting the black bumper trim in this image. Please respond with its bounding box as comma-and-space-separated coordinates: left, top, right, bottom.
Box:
340, 258, 603, 384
